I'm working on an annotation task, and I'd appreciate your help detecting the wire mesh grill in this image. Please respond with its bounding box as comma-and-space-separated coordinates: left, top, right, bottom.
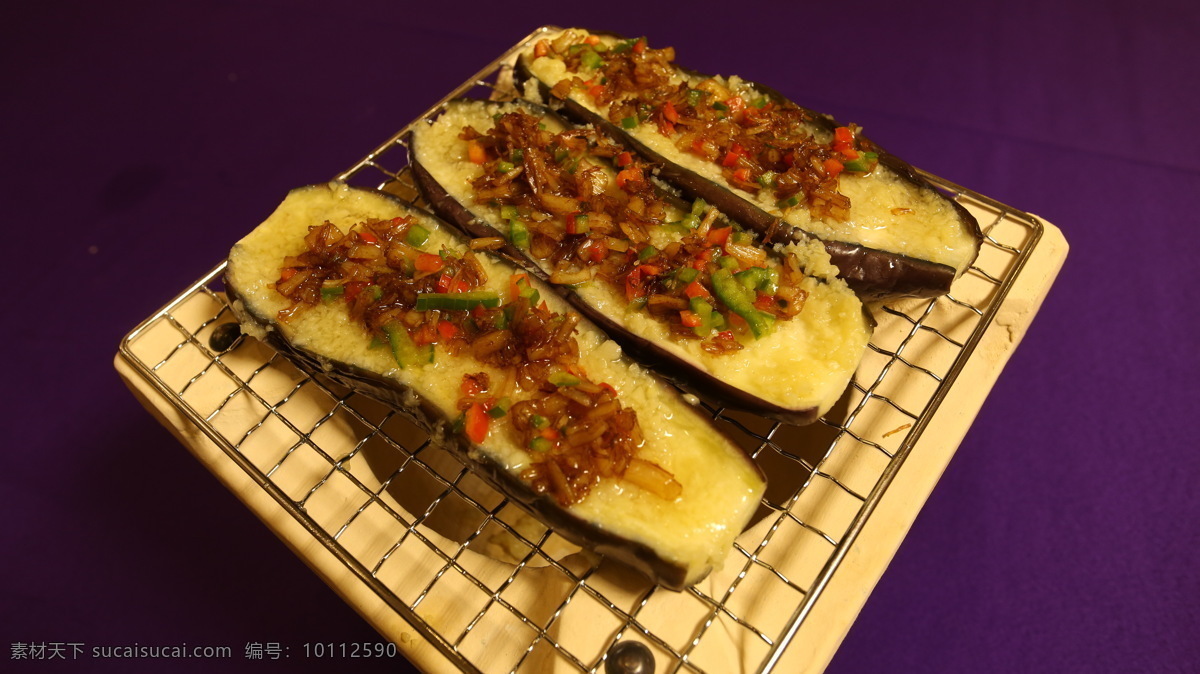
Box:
117, 26, 1044, 674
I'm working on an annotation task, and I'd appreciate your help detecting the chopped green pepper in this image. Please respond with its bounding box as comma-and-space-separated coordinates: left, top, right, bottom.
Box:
548, 372, 581, 387
508, 220, 530, 248
734, 267, 769, 291
512, 275, 540, 305
711, 269, 775, 338
579, 47, 603, 70
761, 267, 780, 295
382, 323, 434, 368
405, 224, 430, 247
688, 297, 716, 337
487, 397, 511, 418
621, 116, 638, 129
320, 285, 345, 302
638, 245, 658, 262
415, 290, 501, 311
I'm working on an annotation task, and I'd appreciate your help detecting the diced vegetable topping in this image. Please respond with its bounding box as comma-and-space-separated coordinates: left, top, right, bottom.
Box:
540, 32, 882, 222
271, 215, 670, 506
414, 290, 501, 311
460, 108, 811, 354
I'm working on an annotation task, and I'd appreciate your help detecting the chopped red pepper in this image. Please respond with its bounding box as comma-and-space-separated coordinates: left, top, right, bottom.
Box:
416, 253, 446, 273
625, 268, 644, 301
662, 101, 678, 123
437, 320, 459, 340
412, 323, 438, 346
632, 38, 646, 54
584, 34, 601, 46
587, 238, 609, 263
616, 151, 633, 167
684, 279, 711, 299
721, 143, 745, 167
469, 140, 489, 165
280, 268, 297, 281
823, 158, 844, 178
509, 273, 529, 299
464, 403, 489, 443
832, 127, 859, 158
706, 226, 733, 247
587, 84, 606, 98
679, 310, 702, 327
534, 40, 549, 58
615, 166, 643, 188
732, 167, 751, 183
598, 382, 618, 396
565, 212, 582, 235
344, 281, 366, 302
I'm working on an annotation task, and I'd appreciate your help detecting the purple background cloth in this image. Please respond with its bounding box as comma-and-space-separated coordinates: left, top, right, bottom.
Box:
4, 1, 1197, 672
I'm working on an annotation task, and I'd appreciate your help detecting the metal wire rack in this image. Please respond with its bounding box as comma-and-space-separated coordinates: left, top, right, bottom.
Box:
117, 26, 1045, 674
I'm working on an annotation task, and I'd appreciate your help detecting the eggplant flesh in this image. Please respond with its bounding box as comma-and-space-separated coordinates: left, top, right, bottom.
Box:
224, 182, 765, 589
409, 99, 872, 425
516, 29, 983, 300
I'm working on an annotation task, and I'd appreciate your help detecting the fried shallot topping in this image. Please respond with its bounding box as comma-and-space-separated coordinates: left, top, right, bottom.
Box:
461, 109, 809, 350
535, 32, 880, 223
271, 216, 679, 506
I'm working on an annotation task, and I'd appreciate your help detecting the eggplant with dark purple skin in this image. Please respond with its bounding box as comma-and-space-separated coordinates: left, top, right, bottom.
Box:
408, 98, 872, 426
514, 28, 983, 301
224, 182, 766, 590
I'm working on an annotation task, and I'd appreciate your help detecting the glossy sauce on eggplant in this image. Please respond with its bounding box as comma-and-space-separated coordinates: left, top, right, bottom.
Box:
521, 29, 982, 293
270, 214, 677, 506
458, 108, 812, 353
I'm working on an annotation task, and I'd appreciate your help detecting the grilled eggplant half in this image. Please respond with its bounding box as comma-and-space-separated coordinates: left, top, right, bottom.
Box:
224, 182, 766, 589
515, 28, 982, 300
408, 99, 872, 425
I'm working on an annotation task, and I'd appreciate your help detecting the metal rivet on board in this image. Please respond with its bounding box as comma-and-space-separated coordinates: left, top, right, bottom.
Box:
604, 640, 654, 674
208, 322, 243, 352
